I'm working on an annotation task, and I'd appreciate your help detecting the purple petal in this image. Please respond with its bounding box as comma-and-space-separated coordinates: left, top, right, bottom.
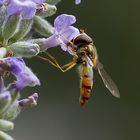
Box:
75, 0, 81, 5
7, 0, 21, 16
0, 0, 6, 4
58, 26, 79, 52
54, 14, 80, 42
54, 14, 76, 32
59, 38, 68, 51
5, 57, 24, 73
44, 14, 80, 54
4, 57, 40, 90
22, 1, 37, 19
7, 0, 37, 19
43, 34, 61, 49
61, 26, 80, 43
32, 0, 44, 4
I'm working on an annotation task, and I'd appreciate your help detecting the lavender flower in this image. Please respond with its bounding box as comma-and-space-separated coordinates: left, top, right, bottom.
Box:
6, 0, 42, 19
3, 0, 44, 20
0, 74, 39, 140
75, 0, 81, 5
43, 14, 80, 53
3, 57, 40, 90
0, 0, 83, 139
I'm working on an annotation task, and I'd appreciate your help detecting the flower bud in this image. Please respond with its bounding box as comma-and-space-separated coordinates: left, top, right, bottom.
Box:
2, 15, 21, 43
37, 3, 57, 18
28, 38, 49, 52
10, 19, 33, 42
34, 16, 54, 37
0, 119, 14, 131
0, 131, 14, 140
19, 93, 38, 108
0, 92, 11, 115
0, 47, 7, 58
8, 41, 40, 58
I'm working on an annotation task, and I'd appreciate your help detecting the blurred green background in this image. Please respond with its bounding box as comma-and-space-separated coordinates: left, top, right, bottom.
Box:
11, 0, 140, 140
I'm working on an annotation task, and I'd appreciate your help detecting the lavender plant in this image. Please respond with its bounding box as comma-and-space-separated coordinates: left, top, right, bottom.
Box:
0, 0, 81, 139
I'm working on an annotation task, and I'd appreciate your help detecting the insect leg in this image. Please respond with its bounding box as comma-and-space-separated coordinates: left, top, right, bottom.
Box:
61, 61, 77, 72
45, 52, 77, 72
36, 55, 62, 69
37, 53, 77, 72
44, 52, 60, 65
45, 51, 78, 72
61, 61, 75, 69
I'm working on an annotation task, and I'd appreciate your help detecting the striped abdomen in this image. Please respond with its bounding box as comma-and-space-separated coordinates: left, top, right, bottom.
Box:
79, 63, 93, 106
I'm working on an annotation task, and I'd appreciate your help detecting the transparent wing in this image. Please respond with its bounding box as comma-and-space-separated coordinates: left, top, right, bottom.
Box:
97, 61, 120, 98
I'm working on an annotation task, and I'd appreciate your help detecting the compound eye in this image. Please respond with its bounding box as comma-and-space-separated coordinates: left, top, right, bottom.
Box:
73, 33, 93, 46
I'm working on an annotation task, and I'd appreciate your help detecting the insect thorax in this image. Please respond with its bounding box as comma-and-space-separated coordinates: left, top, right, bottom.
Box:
72, 33, 94, 63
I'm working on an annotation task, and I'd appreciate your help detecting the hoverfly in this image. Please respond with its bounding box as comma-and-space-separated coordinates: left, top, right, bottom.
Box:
38, 31, 120, 106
